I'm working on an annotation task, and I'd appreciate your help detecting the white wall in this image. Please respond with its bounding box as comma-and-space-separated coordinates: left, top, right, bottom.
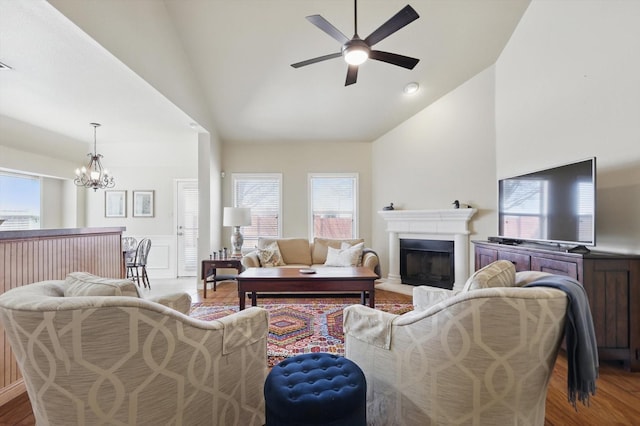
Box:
82, 137, 199, 278
0, 129, 82, 230
371, 67, 498, 277
0, 136, 80, 181
222, 142, 373, 245
496, 0, 640, 254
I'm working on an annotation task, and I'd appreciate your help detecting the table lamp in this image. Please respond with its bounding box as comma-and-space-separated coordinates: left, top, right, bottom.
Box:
223, 207, 251, 256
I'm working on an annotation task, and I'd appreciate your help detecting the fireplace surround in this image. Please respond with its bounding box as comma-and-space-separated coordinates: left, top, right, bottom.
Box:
379, 209, 477, 290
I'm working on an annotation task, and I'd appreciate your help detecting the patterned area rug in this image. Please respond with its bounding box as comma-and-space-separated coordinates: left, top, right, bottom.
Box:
190, 302, 413, 367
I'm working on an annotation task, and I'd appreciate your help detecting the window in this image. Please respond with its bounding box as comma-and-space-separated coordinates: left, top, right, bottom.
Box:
0, 171, 41, 230
232, 173, 282, 249
309, 173, 358, 239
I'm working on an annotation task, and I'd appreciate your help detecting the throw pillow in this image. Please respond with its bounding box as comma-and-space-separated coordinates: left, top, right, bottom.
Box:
324, 244, 362, 267
64, 272, 141, 298
311, 238, 364, 264
462, 260, 516, 292
340, 241, 364, 266
257, 241, 286, 267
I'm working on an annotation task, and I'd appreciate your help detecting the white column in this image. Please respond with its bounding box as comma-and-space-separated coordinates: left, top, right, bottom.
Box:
453, 233, 470, 291
387, 231, 401, 284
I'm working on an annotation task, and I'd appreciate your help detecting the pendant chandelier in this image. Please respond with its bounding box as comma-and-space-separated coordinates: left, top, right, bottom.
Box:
73, 123, 115, 191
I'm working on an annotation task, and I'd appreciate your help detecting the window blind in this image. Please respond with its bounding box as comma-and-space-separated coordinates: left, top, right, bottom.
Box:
233, 174, 282, 249
309, 174, 357, 239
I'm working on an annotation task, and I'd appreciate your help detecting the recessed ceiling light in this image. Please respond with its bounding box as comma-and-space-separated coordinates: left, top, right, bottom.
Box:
403, 82, 419, 95
189, 122, 199, 129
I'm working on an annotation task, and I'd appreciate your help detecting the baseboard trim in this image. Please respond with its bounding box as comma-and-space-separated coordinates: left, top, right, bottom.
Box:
0, 379, 26, 407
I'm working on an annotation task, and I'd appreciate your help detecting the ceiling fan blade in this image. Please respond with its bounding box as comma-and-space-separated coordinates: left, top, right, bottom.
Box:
364, 5, 419, 47
291, 52, 342, 68
369, 50, 420, 70
345, 65, 358, 86
306, 15, 350, 45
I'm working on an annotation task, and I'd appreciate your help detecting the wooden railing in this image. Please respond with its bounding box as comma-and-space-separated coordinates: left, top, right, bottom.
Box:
0, 227, 125, 405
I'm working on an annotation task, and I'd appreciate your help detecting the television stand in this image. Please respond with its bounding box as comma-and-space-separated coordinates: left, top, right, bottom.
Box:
473, 240, 640, 371
567, 245, 591, 254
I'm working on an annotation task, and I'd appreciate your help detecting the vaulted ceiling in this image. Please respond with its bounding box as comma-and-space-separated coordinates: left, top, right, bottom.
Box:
0, 0, 530, 159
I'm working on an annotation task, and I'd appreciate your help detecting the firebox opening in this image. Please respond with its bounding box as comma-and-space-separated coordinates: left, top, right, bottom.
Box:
400, 239, 454, 289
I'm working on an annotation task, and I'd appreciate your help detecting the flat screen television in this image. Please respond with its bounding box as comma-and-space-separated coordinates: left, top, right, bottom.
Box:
498, 158, 596, 248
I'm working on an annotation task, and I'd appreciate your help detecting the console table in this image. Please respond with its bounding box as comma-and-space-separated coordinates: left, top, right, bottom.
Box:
201, 258, 243, 298
473, 240, 640, 371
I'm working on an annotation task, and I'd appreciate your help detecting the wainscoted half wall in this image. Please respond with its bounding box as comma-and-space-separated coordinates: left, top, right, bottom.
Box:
125, 234, 177, 279
378, 209, 477, 290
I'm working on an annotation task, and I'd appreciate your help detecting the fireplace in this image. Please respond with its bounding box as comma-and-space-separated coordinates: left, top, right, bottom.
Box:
400, 239, 454, 289
379, 209, 477, 290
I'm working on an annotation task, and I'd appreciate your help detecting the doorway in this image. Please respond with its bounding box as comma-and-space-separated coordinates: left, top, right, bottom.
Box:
176, 179, 198, 277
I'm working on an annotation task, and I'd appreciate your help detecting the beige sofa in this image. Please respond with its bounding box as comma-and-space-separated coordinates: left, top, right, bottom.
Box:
241, 237, 380, 276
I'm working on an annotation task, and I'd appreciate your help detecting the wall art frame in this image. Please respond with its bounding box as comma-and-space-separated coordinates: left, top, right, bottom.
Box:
133, 190, 155, 217
105, 190, 127, 218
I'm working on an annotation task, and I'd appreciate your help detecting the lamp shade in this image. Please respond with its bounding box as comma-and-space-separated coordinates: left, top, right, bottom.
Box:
223, 207, 251, 227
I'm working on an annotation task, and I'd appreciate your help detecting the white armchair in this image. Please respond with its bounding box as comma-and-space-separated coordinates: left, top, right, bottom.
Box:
344, 281, 567, 425
0, 275, 269, 426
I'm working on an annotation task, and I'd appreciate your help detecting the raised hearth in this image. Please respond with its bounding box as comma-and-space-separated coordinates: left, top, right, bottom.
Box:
379, 209, 477, 290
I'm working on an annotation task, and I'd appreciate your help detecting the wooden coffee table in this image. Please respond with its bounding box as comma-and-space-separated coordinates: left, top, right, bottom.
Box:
237, 267, 378, 310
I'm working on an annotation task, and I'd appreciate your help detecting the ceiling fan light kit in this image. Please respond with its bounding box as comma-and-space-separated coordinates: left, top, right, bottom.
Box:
343, 37, 370, 65
291, 0, 420, 86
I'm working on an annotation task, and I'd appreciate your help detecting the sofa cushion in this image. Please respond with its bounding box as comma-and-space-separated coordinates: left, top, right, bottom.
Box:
258, 238, 311, 265
257, 241, 286, 267
64, 272, 141, 298
324, 243, 363, 267
312, 238, 364, 264
462, 260, 516, 292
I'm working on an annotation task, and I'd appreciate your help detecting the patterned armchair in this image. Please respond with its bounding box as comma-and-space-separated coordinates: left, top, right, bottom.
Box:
0, 276, 269, 426
344, 277, 567, 425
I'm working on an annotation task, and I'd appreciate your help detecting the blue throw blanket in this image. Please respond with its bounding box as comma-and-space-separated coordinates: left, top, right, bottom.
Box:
525, 275, 599, 408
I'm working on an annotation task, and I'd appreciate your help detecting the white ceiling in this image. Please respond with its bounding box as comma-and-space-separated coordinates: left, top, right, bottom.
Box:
0, 0, 530, 155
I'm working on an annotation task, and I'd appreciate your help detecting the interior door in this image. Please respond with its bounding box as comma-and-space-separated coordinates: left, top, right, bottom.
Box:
176, 179, 198, 277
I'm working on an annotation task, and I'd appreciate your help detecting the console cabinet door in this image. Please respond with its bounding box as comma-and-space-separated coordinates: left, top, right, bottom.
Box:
475, 246, 497, 270
531, 256, 579, 280
498, 251, 531, 272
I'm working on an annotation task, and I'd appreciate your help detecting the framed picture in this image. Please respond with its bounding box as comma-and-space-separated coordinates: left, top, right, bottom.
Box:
105, 190, 127, 218
133, 190, 155, 217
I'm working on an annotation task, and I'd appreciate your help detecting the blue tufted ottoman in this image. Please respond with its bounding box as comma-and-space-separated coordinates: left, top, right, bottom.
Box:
264, 353, 367, 426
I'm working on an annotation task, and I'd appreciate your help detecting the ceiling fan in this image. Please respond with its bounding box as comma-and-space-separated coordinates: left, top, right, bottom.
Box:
291, 1, 420, 86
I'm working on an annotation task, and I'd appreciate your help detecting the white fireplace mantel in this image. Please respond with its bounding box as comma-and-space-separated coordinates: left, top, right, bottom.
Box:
378, 209, 477, 290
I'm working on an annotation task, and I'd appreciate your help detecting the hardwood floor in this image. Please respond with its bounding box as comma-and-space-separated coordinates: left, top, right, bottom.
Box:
1, 278, 639, 425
